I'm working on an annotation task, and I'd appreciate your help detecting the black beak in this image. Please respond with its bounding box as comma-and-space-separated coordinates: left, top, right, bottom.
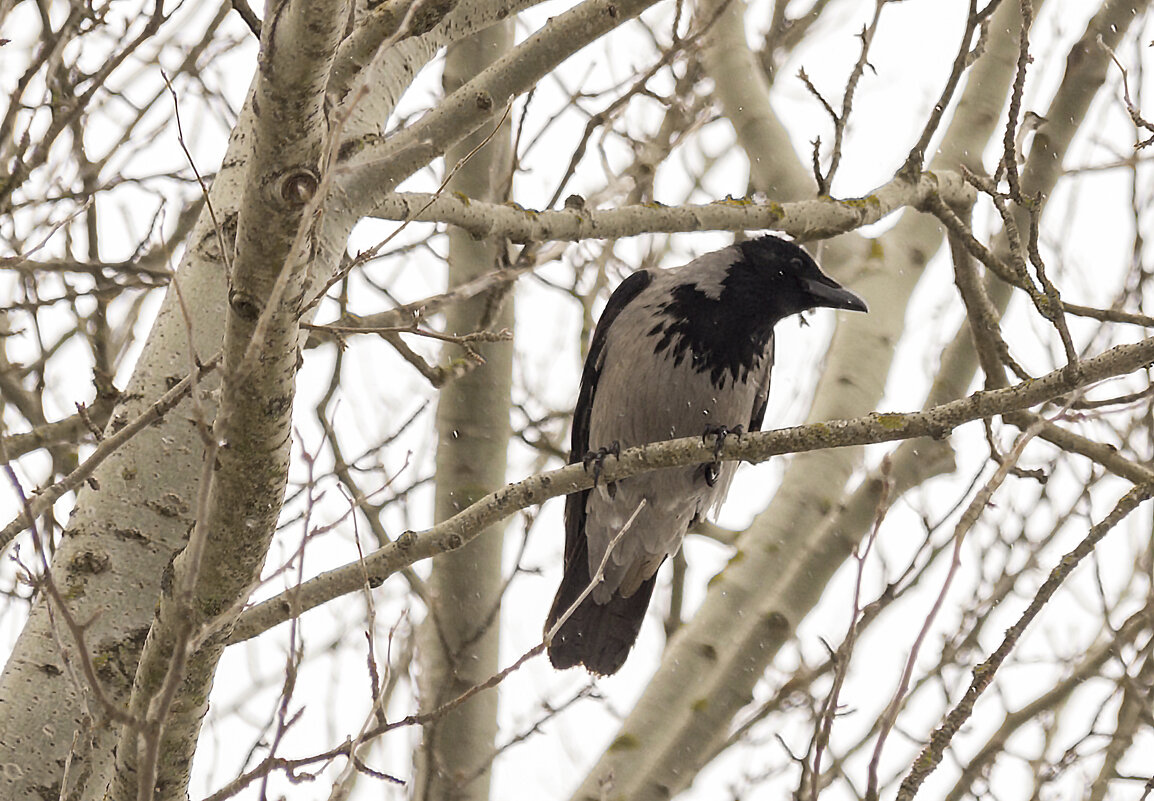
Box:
802, 278, 868, 313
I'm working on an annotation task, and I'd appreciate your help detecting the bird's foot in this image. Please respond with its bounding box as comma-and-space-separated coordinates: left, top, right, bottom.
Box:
582, 441, 621, 489
702, 424, 744, 461
700, 424, 744, 488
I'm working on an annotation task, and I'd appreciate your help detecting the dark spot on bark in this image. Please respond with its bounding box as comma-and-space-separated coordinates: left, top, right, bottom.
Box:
38, 662, 62, 676
114, 527, 146, 542
94, 627, 150, 685
165, 375, 182, 390
148, 492, 189, 519
763, 610, 791, 636
31, 781, 59, 801
410, 0, 454, 35
475, 91, 493, 111
338, 138, 360, 161
160, 557, 175, 596
606, 3, 618, 17
278, 168, 318, 206
69, 549, 110, 575
128, 626, 149, 648
265, 394, 292, 418
229, 290, 261, 321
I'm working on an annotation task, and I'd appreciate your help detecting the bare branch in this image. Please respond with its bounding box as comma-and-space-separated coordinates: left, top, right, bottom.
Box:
896, 482, 1154, 800
233, 333, 1154, 642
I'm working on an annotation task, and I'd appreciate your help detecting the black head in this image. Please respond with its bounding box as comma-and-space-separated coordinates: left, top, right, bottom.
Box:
733, 235, 868, 321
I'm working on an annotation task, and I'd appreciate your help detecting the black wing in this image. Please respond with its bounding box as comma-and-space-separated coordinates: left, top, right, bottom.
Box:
546, 270, 654, 672
569, 269, 654, 462
748, 333, 775, 432
564, 269, 653, 561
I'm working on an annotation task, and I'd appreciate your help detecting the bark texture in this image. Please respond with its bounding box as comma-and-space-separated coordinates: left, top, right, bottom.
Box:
414, 20, 515, 801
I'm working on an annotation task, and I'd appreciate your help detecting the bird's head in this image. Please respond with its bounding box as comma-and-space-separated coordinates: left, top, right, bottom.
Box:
733, 235, 868, 321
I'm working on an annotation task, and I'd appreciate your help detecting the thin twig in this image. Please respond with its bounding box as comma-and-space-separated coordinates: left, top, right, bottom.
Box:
160, 72, 228, 275
867, 417, 1045, 801
1100, 35, 1154, 149
801, 0, 890, 194
303, 321, 513, 345
545, 498, 648, 644
808, 455, 894, 801
900, 0, 999, 178
895, 481, 1154, 801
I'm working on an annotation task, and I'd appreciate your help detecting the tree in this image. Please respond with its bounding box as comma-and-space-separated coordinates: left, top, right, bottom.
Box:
1, 0, 1153, 799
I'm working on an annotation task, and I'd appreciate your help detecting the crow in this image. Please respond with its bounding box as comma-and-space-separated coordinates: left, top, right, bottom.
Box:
544, 235, 867, 675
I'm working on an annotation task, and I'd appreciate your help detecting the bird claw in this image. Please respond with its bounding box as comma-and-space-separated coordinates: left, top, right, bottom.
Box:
582, 441, 621, 489
701, 424, 743, 488
702, 424, 744, 461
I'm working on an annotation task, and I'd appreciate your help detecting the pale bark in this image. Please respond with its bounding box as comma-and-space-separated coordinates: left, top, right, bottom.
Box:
0, 0, 545, 797
0, 95, 245, 801
99, 2, 349, 797
414, 20, 514, 801
700, 0, 812, 200
1, 1, 1149, 799
369, 171, 976, 240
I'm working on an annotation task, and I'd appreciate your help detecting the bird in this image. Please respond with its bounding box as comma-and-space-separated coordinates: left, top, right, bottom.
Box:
544, 234, 867, 675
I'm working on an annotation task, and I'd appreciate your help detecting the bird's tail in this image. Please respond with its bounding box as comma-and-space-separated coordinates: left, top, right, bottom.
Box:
544, 535, 656, 676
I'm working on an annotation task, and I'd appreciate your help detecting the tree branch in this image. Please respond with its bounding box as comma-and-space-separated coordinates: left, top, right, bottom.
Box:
232, 333, 1154, 642
371, 169, 976, 242
895, 481, 1154, 801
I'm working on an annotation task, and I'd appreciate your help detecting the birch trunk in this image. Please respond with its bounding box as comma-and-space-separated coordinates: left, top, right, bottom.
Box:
414, 20, 515, 801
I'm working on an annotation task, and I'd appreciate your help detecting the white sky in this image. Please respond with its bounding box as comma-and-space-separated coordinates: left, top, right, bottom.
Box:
2, 0, 1153, 799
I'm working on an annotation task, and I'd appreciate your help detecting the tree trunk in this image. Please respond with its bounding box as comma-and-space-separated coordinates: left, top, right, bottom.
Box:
414, 20, 515, 801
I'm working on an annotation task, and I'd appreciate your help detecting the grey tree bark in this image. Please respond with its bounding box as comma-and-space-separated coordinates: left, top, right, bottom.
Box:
414, 20, 515, 801
0, 1, 535, 798
1, 1, 1152, 800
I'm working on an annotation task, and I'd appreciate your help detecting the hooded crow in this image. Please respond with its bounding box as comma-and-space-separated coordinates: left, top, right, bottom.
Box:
545, 235, 867, 675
